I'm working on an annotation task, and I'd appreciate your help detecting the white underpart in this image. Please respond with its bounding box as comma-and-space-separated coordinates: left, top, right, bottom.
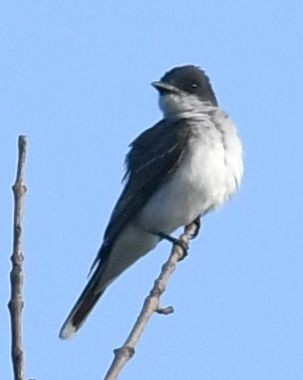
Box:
139, 108, 243, 231
100, 92, 243, 291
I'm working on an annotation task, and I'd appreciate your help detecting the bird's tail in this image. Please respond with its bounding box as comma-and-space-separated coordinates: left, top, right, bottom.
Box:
59, 266, 107, 339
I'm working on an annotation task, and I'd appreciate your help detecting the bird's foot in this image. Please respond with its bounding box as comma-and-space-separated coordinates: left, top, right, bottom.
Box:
190, 216, 202, 239
155, 231, 188, 261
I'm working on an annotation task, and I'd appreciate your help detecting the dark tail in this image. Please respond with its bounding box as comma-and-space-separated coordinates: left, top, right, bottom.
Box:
59, 267, 107, 339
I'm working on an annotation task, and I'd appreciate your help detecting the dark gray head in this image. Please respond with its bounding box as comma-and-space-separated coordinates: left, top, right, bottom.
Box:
152, 65, 218, 107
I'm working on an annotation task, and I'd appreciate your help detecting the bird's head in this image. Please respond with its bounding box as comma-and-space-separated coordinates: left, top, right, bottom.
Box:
152, 65, 218, 119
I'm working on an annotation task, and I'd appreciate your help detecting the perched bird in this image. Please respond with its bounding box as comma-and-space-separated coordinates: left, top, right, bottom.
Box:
59, 65, 243, 339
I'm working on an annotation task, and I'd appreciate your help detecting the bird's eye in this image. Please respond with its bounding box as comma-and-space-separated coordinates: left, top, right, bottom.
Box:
191, 82, 198, 89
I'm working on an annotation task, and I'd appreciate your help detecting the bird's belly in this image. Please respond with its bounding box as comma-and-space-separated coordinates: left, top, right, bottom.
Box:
137, 139, 239, 234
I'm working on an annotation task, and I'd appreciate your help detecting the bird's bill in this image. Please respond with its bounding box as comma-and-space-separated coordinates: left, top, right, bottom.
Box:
151, 81, 179, 95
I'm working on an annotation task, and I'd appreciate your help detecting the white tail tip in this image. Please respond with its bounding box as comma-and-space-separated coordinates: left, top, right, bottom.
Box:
59, 322, 77, 340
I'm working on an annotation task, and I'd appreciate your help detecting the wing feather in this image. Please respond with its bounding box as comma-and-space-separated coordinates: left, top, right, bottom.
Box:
96, 119, 190, 266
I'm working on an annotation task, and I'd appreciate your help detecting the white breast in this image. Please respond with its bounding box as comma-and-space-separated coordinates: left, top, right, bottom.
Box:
137, 109, 243, 235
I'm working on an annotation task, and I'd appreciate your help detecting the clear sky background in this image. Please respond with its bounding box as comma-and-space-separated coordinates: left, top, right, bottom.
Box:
1, 1, 302, 379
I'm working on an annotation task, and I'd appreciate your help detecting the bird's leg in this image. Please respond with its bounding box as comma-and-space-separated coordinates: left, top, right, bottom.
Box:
155, 231, 189, 260
151, 217, 201, 261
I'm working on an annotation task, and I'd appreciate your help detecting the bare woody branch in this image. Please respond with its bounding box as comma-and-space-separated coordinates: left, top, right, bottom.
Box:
104, 221, 199, 380
8, 135, 28, 380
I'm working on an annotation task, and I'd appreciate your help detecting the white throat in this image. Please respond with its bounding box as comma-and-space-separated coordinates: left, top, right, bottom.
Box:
159, 92, 216, 120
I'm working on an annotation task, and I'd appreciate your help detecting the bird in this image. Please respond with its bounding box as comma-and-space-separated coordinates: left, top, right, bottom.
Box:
59, 65, 243, 339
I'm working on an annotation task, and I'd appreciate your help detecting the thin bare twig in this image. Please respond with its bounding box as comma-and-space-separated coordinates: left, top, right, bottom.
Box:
104, 221, 199, 380
8, 135, 28, 380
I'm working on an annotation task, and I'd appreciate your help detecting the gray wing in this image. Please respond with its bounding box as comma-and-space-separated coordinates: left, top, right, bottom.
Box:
96, 119, 190, 267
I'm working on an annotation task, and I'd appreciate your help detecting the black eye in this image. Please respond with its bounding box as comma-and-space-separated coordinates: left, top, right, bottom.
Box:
191, 82, 198, 90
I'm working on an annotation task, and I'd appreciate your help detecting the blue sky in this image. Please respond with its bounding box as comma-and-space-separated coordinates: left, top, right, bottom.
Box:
1, 1, 303, 379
